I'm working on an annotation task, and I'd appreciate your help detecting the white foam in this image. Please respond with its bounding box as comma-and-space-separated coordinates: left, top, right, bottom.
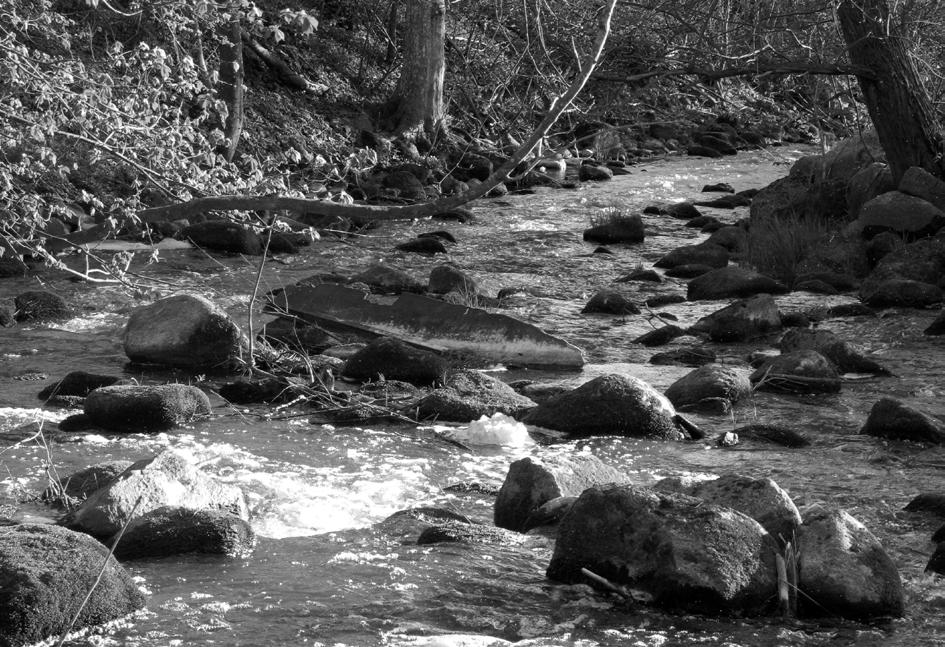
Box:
449, 413, 534, 448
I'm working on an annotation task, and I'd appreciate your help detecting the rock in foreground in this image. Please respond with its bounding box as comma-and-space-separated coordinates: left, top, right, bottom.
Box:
0, 524, 145, 647
547, 484, 778, 615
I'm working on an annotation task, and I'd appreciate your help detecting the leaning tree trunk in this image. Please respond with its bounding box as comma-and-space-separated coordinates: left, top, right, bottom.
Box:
389, 0, 445, 135
837, 0, 945, 183
218, 12, 244, 162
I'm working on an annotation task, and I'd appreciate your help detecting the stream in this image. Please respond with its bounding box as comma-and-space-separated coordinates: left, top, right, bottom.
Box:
1, 147, 944, 646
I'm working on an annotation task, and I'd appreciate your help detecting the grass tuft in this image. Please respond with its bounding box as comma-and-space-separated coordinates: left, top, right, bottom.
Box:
743, 213, 831, 285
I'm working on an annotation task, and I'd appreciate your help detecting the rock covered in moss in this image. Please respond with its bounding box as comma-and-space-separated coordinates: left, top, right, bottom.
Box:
0, 523, 145, 646
342, 337, 448, 386
860, 398, 945, 444
415, 370, 535, 422
14, 291, 71, 323
664, 364, 752, 412
111, 506, 256, 560
84, 384, 212, 432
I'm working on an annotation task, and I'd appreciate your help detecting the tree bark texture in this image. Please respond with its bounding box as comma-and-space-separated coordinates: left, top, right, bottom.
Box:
219, 15, 244, 163
390, 0, 446, 135
837, 0, 945, 183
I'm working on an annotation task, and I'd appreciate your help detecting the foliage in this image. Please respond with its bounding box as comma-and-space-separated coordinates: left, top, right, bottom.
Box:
743, 212, 831, 285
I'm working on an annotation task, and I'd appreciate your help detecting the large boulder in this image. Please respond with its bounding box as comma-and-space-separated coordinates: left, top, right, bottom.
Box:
798, 506, 904, 619
415, 370, 536, 422
862, 279, 943, 308
111, 507, 256, 560
751, 131, 885, 226
778, 328, 889, 374
664, 364, 752, 412
522, 374, 684, 440
860, 398, 945, 444
855, 191, 945, 239
38, 371, 121, 401
0, 524, 145, 647
62, 449, 248, 540
579, 164, 613, 182
581, 289, 640, 315
494, 455, 628, 532
847, 163, 895, 220
342, 337, 448, 386
428, 265, 478, 295
582, 214, 644, 244
654, 474, 801, 542
859, 236, 945, 302
687, 267, 789, 301
654, 243, 729, 269
83, 384, 212, 432
14, 291, 71, 323
179, 220, 263, 255
899, 166, 945, 213
123, 294, 244, 371
546, 484, 778, 615
749, 350, 841, 394
688, 294, 781, 342
352, 263, 424, 294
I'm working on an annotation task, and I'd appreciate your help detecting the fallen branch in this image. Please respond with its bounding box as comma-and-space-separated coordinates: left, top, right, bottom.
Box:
592, 60, 876, 85
138, 0, 620, 226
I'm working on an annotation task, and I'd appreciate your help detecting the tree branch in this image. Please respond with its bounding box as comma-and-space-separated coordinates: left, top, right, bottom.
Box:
138, 0, 620, 226
592, 60, 876, 84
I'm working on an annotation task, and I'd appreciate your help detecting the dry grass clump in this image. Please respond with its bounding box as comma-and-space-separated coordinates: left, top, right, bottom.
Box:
744, 213, 832, 285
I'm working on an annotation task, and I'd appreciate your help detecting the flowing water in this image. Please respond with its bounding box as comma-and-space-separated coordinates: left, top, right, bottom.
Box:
1, 148, 944, 647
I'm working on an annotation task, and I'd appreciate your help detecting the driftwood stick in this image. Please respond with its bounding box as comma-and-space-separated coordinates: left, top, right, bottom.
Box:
138, 0, 620, 226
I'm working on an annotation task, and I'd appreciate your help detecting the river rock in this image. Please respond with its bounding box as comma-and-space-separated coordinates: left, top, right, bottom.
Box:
687, 144, 723, 158
494, 455, 628, 532
687, 266, 788, 300
218, 376, 307, 404
798, 506, 904, 619
695, 194, 752, 209
582, 214, 644, 244
667, 202, 702, 220
749, 350, 841, 393
859, 236, 945, 301
38, 371, 121, 401
649, 346, 717, 366
730, 424, 810, 447
927, 543, 945, 575
778, 328, 889, 375
899, 166, 945, 212
352, 263, 424, 293
703, 182, 735, 193
579, 164, 613, 181
83, 384, 212, 432
856, 191, 945, 239
179, 220, 263, 255
687, 215, 721, 229
664, 365, 752, 412
384, 169, 425, 198
415, 370, 535, 422
522, 496, 578, 532
705, 226, 749, 252
261, 317, 340, 353
865, 231, 902, 268
43, 460, 134, 503
342, 337, 448, 386
793, 279, 838, 295
522, 374, 683, 440
697, 133, 737, 155
655, 474, 801, 542
862, 279, 943, 308
904, 493, 945, 516
616, 268, 661, 283
111, 506, 256, 560
123, 294, 244, 371
14, 290, 71, 322
546, 484, 778, 615
860, 397, 945, 444
0, 524, 146, 647
847, 163, 895, 220
655, 243, 729, 269
689, 294, 781, 342
417, 520, 526, 546
397, 237, 447, 255
795, 271, 858, 293
632, 324, 685, 347
377, 507, 474, 542
926, 309, 945, 335
63, 449, 248, 540
665, 263, 715, 278
581, 289, 640, 314
429, 265, 478, 295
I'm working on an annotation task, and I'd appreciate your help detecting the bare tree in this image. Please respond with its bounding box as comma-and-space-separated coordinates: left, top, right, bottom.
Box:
387, 0, 446, 135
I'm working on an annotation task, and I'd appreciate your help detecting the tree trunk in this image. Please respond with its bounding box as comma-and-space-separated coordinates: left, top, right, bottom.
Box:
218, 14, 244, 163
837, 0, 945, 183
389, 0, 445, 135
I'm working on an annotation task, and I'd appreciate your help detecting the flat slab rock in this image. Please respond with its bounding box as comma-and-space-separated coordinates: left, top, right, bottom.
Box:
275, 283, 585, 369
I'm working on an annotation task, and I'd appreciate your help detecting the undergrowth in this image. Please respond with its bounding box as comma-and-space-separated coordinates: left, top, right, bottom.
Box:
743, 212, 832, 285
